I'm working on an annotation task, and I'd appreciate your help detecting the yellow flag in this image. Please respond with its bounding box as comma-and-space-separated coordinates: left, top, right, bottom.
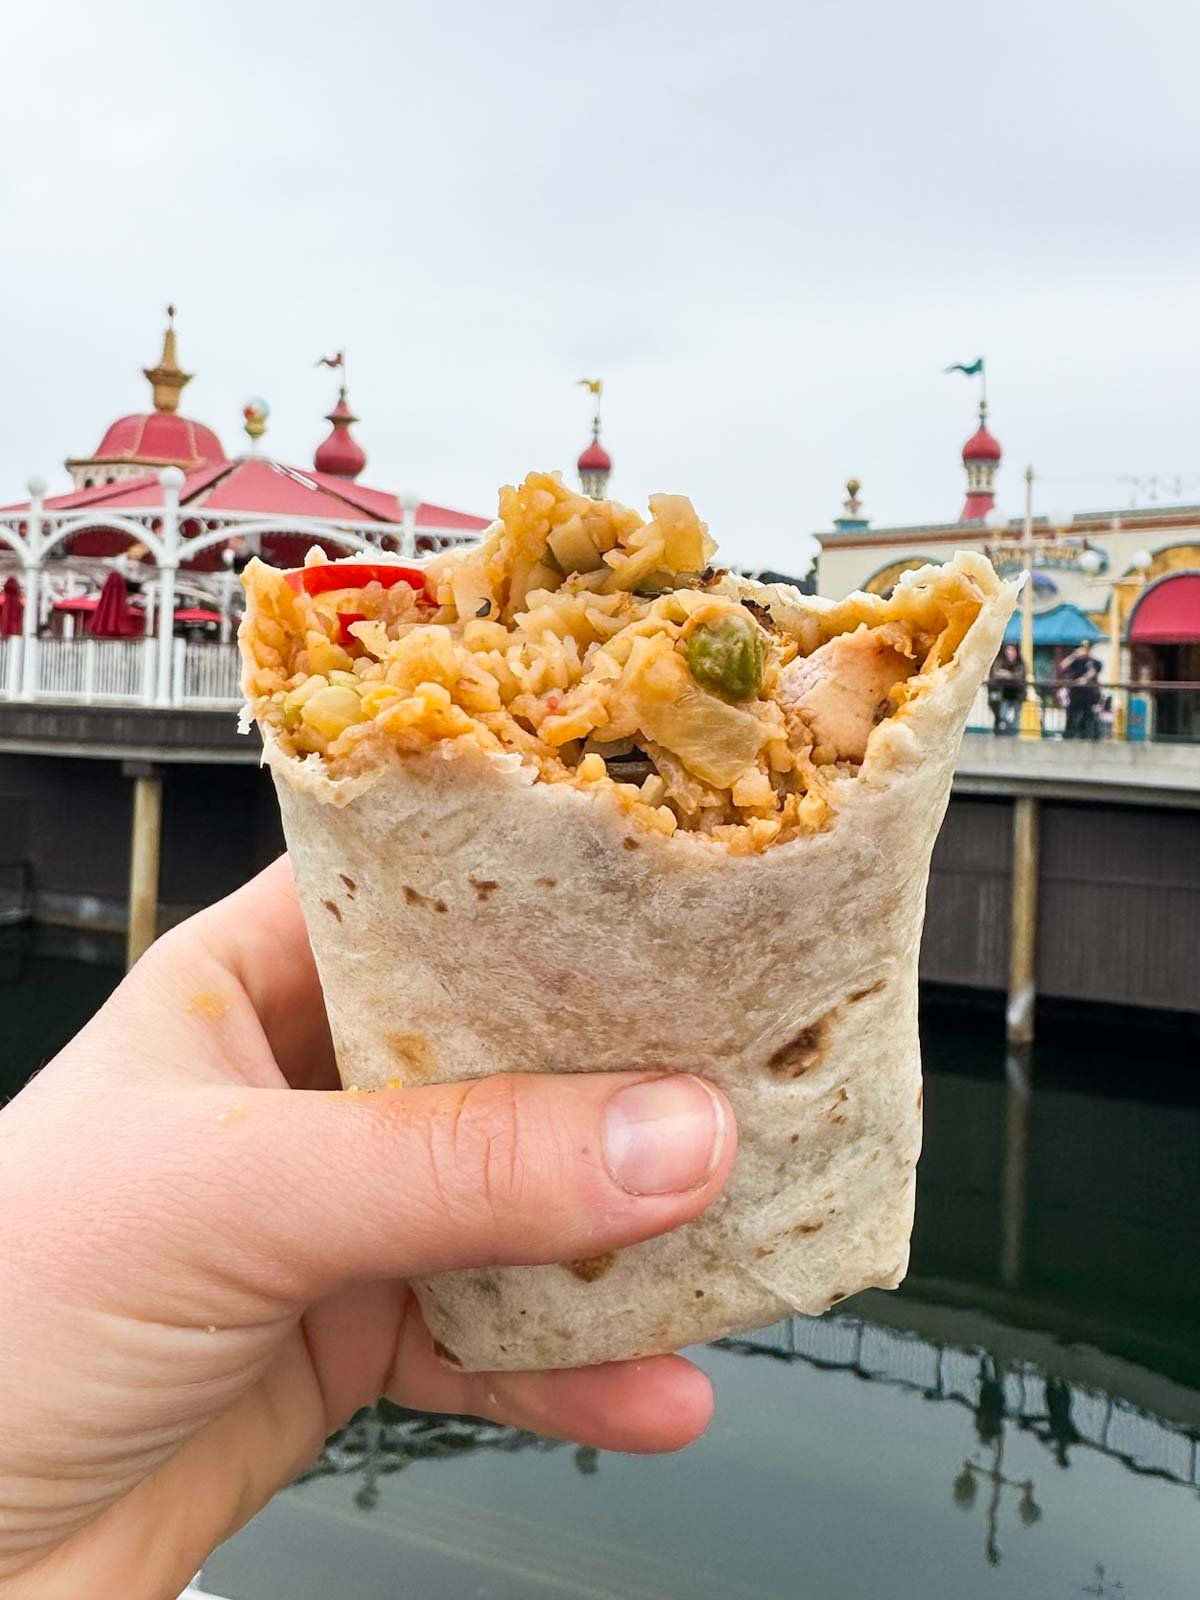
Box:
577, 377, 603, 397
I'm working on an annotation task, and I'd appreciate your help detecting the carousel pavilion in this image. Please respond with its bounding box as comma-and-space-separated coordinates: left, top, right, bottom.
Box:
0, 310, 507, 710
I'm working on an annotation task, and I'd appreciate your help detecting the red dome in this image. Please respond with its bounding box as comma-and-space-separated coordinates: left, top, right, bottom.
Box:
314, 427, 367, 479
88, 412, 227, 469
578, 438, 612, 473
313, 392, 367, 480
962, 423, 1001, 463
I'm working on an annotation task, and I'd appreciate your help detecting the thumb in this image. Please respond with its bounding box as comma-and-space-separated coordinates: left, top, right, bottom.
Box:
136, 1071, 736, 1310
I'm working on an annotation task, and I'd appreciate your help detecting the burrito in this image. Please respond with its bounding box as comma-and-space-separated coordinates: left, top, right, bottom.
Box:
240, 471, 1017, 1371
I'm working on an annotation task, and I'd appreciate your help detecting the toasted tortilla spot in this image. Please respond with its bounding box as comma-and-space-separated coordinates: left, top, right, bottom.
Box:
754, 1244, 776, 1260
694, 1289, 705, 1298
768, 1016, 829, 1077
566, 1252, 616, 1283
431, 1339, 462, 1367
848, 979, 886, 1003
469, 876, 500, 901
339, 874, 357, 896
403, 884, 449, 913
388, 1032, 435, 1080
916, 1085, 924, 1109
536, 876, 557, 889
622, 837, 641, 850
789, 1132, 800, 1144
793, 1220, 824, 1236
322, 899, 342, 922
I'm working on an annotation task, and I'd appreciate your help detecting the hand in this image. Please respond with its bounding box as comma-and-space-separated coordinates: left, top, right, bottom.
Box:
0, 858, 735, 1598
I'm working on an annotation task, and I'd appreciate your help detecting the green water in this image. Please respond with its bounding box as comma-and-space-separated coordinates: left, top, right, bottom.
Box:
2, 947, 1198, 1598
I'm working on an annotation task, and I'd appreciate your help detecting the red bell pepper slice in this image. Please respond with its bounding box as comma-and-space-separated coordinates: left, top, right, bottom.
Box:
336, 611, 367, 644
284, 562, 429, 597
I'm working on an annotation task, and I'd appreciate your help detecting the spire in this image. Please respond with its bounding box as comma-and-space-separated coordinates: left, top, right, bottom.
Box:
959, 399, 1002, 521
576, 378, 612, 499
314, 385, 367, 480
143, 304, 193, 414
833, 477, 869, 532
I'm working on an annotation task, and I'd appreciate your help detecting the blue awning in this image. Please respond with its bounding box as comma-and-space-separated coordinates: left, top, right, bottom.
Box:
1003, 602, 1103, 647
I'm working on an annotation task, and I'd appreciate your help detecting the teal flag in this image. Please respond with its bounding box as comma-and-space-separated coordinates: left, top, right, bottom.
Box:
945, 357, 984, 377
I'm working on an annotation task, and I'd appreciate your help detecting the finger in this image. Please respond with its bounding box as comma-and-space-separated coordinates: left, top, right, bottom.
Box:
302, 1285, 714, 1455
122, 1071, 736, 1312
381, 1298, 714, 1453
145, 855, 338, 1090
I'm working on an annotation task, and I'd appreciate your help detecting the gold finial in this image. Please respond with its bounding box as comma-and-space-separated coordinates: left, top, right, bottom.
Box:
143, 304, 192, 414
846, 477, 861, 497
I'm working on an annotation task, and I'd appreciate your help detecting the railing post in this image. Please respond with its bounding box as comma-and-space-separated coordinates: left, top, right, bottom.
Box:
19, 477, 46, 700
172, 636, 186, 706
155, 467, 183, 707
82, 638, 96, 704
1007, 795, 1039, 1044
3, 632, 19, 700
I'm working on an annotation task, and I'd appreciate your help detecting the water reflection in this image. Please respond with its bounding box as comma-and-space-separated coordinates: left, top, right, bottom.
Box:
289, 1299, 1199, 1579
292, 1406, 600, 1513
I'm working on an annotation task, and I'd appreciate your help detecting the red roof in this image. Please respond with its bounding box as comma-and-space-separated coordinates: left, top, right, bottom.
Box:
75, 412, 227, 470
962, 423, 1002, 463
1129, 572, 1200, 644
1, 458, 490, 532
578, 438, 612, 472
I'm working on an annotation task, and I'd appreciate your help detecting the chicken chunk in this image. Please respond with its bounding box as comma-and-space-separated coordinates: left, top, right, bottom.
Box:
778, 624, 915, 764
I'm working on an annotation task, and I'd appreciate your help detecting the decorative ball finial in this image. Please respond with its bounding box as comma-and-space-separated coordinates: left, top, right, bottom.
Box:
243, 397, 270, 444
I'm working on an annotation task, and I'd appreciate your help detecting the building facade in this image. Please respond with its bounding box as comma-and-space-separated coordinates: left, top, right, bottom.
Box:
815, 406, 1200, 736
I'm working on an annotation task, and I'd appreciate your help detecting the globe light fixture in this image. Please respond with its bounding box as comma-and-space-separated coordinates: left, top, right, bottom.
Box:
1131, 548, 1153, 572
1078, 548, 1104, 575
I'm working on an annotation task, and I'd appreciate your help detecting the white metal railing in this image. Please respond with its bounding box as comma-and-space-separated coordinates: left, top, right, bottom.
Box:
0, 637, 242, 709
174, 639, 242, 706
33, 637, 153, 704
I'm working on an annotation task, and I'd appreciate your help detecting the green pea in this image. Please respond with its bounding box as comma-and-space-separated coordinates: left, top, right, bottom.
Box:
685, 612, 767, 701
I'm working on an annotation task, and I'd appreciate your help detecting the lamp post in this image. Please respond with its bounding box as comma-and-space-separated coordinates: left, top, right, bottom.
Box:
985, 469, 1083, 741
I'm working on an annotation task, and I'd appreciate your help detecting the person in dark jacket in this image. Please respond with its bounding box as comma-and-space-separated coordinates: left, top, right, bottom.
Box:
988, 642, 1027, 735
1061, 641, 1103, 739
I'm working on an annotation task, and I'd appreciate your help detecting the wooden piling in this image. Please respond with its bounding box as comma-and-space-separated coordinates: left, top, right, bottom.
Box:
1007, 795, 1039, 1044
1001, 1046, 1032, 1288
125, 763, 163, 969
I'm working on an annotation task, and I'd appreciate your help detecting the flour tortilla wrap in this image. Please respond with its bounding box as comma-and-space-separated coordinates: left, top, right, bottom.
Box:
243, 488, 1015, 1371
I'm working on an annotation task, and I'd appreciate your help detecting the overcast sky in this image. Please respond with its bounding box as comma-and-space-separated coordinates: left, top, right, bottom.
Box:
4, 0, 1199, 574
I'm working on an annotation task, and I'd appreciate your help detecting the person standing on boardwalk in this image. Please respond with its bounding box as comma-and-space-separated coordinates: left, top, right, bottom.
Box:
1061, 641, 1103, 739
988, 643, 1027, 736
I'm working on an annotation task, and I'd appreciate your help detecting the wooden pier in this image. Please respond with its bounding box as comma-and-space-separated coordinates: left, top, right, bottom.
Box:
0, 705, 1198, 1029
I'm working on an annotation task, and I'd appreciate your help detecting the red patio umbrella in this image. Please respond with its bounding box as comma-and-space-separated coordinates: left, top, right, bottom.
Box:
173, 606, 223, 625
88, 570, 142, 638
0, 577, 22, 636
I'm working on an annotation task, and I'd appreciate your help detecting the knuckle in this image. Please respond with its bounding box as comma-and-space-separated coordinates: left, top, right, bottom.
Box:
431, 1075, 529, 1225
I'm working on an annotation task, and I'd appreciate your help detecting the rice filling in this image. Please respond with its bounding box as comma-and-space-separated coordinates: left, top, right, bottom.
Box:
241, 472, 988, 852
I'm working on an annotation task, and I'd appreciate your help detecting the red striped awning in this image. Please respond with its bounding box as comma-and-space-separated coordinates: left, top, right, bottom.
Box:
1129, 572, 1200, 644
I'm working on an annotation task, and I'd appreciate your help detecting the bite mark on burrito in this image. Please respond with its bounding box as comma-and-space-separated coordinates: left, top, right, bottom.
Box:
240, 471, 995, 856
